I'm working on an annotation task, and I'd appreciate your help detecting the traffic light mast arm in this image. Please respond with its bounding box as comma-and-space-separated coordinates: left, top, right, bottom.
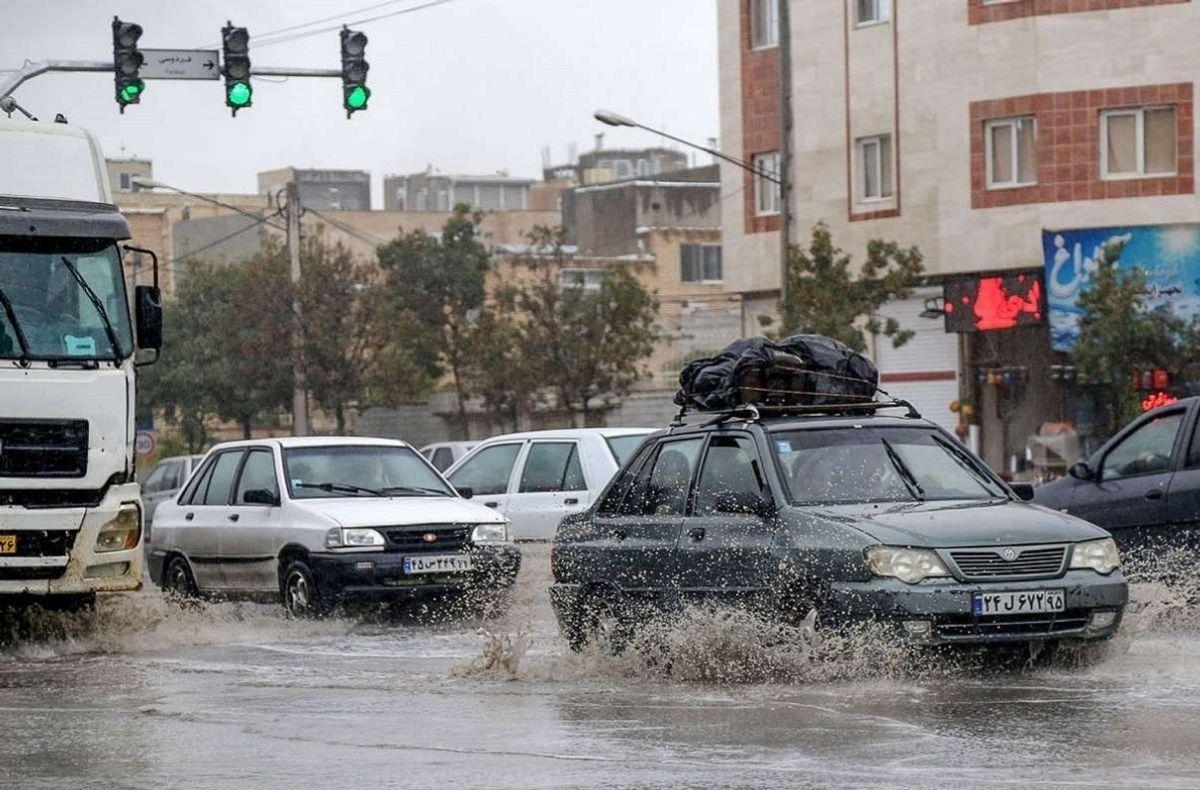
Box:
249, 66, 340, 78
0, 60, 113, 101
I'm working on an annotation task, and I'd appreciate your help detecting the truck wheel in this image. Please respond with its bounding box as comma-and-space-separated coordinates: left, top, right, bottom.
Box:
163, 556, 198, 599
281, 559, 330, 618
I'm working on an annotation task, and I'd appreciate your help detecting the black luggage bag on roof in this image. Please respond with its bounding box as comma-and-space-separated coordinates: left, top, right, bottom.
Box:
674, 334, 879, 413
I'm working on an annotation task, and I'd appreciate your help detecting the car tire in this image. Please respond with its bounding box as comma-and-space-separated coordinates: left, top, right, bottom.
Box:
280, 559, 330, 618
162, 556, 198, 600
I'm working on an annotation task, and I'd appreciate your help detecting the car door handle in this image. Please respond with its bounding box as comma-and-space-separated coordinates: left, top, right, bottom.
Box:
228, 513, 240, 522
185, 512, 194, 521
1145, 489, 1164, 501
484, 501, 499, 509
613, 528, 627, 541
688, 527, 706, 542
564, 497, 579, 506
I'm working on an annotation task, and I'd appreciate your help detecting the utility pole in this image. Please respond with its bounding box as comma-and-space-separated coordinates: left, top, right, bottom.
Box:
778, 0, 794, 320
286, 181, 309, 436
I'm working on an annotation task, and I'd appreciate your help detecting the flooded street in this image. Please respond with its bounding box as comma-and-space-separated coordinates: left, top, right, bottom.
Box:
3, 545, 1200, 790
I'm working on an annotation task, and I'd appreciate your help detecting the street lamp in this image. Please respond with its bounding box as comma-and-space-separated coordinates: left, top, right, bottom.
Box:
593, 109, 780, 185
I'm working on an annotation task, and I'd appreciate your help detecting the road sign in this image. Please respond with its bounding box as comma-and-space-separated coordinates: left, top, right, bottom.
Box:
135, 431, 156, 457
140, 49, 220, 80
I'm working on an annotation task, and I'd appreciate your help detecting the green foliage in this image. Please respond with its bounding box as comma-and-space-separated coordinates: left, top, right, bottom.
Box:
376, 204, 490, 432
775, 223, 925, 352
1072, 238, 1198, 436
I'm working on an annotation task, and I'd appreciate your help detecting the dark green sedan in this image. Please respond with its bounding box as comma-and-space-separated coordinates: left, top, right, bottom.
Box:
550, 410, 1127, 648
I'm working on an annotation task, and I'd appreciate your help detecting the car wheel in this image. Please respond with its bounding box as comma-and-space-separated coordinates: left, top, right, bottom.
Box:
162, 556, 198, 599
280, 559, 330, 618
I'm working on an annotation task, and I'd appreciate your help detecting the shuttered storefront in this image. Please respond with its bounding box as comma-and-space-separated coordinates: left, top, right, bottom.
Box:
873, 291, 960, 433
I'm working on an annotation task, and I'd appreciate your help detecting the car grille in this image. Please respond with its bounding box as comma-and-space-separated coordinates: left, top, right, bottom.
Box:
384, 525, 471, 553
935, 609, 1090, 640
0, 419, 89, 478
948, 545, 1067, 580
0, 565, 68, 581
1, 530, 78, 558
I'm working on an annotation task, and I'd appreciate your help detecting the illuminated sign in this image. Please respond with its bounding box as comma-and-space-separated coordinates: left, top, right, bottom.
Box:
1141, 391, 1179, 412
943, 272, 1045, 333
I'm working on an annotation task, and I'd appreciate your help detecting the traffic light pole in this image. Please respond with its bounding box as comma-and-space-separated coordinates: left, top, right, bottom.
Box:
0, 60, 339, 101
286, 182, 310, 437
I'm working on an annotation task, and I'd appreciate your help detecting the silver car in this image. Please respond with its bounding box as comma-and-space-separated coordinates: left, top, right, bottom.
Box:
141, 454, 203, 531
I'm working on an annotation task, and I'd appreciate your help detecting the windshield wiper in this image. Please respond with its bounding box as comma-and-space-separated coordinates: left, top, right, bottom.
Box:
59, 256, 121, 361
0, 285, 32, 365
379, 485, 453, 497
931, 435, 1007, 498
295, 482, 383, 497
881, 438, 926, 501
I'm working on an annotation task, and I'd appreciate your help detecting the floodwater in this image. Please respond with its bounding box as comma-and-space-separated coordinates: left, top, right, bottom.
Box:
3, 545, 1200, 790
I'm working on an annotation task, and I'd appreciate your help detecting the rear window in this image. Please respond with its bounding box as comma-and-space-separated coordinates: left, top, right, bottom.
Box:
605, 434, 650, 466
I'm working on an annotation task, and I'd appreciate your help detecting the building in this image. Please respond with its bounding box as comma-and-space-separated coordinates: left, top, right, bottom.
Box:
257, 167, 371, 210
382, 170, 534, 212
717, 0, 1200, 476
543, 136, 691, 186
106, 157, 153, 194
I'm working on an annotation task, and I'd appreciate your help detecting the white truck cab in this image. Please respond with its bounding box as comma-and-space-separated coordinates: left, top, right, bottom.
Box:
0, 118, 163, 605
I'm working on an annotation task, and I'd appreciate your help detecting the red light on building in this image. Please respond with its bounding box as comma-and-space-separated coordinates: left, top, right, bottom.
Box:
1141, 391, 1179, 412
944, 272, 1046, 333
1154, 369, 1170, 390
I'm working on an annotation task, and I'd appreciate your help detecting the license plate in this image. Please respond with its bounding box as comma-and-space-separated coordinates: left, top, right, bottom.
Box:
0, 534, 15, 555
403, 554, 473, 575
973, 589, 1065, 616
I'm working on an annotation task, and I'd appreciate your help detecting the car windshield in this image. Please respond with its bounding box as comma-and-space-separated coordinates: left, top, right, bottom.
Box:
606, 434, 650, 466
771, 426, 1007, 505
0, 237, 134, 361
283, 445, 454, 499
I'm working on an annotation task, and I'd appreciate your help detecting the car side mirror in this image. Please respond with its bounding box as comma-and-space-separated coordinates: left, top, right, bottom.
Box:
714, 489, 774, 516
1068, 461, 1095, 482
135, 284, 163, 352
243, 489, 280, 507
1010, 482, 1035, 502
456, 486, 474, 500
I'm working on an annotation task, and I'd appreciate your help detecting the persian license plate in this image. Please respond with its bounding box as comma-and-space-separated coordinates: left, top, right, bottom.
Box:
973, 589, 1065, 616
403, 554, 473, 575
0, 534, 16, 555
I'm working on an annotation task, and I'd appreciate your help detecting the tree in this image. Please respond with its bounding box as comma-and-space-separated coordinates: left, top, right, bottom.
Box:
377, 205, 489, 436
297, 232, 431, 433
774, 223, 925, 352
502, 226, 659, 426
464, 301, 543, 433
1072, 238, 1195, 436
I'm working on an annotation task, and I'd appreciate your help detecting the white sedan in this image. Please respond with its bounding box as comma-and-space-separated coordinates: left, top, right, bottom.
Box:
445, 428, 654, 540
147, 437, 520, 616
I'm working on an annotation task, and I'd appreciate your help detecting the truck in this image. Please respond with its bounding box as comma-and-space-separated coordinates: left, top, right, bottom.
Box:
0, 116, 162, 609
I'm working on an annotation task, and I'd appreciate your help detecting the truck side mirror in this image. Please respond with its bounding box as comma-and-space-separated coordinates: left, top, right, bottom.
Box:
135, 284, 163, 352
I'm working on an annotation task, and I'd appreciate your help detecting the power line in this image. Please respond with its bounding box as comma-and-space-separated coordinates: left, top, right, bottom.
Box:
169, 210, 284, 266
306, 208, 391, 247
198, 0, 417, 48
248, 0, 457, 50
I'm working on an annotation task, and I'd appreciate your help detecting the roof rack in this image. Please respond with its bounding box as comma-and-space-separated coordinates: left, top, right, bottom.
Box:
670, 398, 922, 428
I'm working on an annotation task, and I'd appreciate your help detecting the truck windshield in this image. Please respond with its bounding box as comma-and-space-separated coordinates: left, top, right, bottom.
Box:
771, 427, 1007, 505
0, 237, 134, 361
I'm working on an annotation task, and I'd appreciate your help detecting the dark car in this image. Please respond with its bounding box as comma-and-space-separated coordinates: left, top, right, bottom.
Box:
1033, 396, 1200, 566
550, 408, 1127, 648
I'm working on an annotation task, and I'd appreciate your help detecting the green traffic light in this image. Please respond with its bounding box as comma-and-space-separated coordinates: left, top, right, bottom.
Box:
227, 81, 252, 107
346, 85, 369, 110
119, 80, 144, 104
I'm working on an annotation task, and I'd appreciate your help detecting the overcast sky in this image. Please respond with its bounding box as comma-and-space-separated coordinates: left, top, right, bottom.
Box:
2, 0, 719, 203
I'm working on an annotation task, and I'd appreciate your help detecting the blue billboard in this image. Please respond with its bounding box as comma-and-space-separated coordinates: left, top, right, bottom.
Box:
1043, 224, 1200, 351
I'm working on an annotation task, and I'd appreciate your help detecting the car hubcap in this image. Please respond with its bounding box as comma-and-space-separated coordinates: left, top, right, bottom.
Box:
168, 564, 188, 594
287, 572, 310, 613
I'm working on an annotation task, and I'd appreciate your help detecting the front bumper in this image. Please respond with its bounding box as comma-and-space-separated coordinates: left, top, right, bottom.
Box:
308, 544, 522, 602
825, 570, 1128, 644
0, 483, 144, 597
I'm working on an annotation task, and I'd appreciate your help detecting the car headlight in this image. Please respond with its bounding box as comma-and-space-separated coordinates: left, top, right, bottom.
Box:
95, 504, 141, 553
865, 546, 951, 584
1070, 538, 1120, 575
471, 523, 510, 544
325, 527, 386, 550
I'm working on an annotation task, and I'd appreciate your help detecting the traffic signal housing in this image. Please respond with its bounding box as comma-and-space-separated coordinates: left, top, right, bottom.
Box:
111, 17, 144, 112
340, 27, 369, 117
222, 22, 252, 115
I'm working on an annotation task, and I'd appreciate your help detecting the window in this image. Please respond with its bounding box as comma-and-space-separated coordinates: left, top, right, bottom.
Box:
750, 0, 779, 48
1102, 107, 1177, 179
856, 0, 891, 25
143, 463, 168, 494
605, 435, 650, 467
637, 159, 652, 177
986, 117, 1037, 188
694, 436, 765, 515
681, 244, 723, 283
518, 442, 586, 493
448, 443, 522, 496
614, 160, 633, 180
118, 172, 132, 191
559, 268, 606, 293
235, 450, 278, 505
284, 445, 453, 499
598, 440, 657, 515
202, 451, 244, 506
431, 447, 454, 472
753, 151, 781, 215
181, 457, 215, 505
621, 438, 704, 517
1102, 412, 1184, 481
857, 135, 894, 201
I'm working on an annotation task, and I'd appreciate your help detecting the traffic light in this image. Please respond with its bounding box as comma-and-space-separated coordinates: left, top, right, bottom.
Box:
340, 27, 369, 116
111, 17, 144, 112
222, 22, 252, 115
